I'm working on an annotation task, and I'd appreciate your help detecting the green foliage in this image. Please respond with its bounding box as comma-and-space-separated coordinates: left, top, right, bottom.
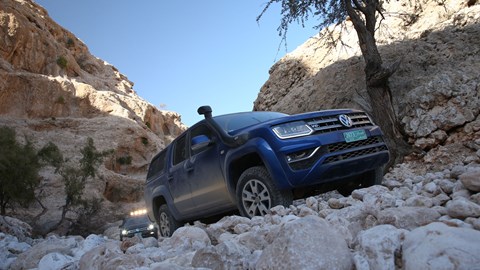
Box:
60, 165, 84, 207
257, 0, 347, 48
66, 38, 75, 47
145, 122, 151, 129
58, 137, 111, 225
79, 138, 111, 179
56, 56, 68, 69
55, 96, 65, 104
0, 126, 41, 215
38, 142, 64, 172
116, 155, 132, 165
141, 137, 149, 146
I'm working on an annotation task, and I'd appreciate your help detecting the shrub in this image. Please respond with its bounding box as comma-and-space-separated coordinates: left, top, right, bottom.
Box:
56, 56, 68, 69
66, 38, 74, 47
55, 96, 65, 104
141, 137, 148, 145
38, 141, 64, 172
0, 126, 41, 215
117, 155, 132, 165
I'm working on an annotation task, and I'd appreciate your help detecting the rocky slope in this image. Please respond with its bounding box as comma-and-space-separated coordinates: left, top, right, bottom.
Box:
0, 0, 186, 235
254, 0, 480, 168
1, 162, 480, 269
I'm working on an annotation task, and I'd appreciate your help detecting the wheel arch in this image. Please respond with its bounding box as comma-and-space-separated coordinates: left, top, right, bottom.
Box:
227, 152, 265, 194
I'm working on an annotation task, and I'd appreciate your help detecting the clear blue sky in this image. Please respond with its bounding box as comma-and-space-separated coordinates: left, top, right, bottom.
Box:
35, 1, 319, 127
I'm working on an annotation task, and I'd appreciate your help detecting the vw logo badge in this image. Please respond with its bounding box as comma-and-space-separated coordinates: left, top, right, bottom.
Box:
338, 114, 353, 127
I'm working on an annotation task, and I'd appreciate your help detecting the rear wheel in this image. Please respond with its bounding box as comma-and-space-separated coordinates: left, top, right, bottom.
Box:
236, 166, 293, 218
157, 204, 180, 237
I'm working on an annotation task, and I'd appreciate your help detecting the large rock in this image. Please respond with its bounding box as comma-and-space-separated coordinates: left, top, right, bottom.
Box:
376, 207, 441, 230
459, 167, 480, 192
10, 235, 81, 270
355, 225, 408, 270
79, 241, 152, 270
255, 215, 353, 270
403, 222, 480, 270
0, 215, 32, 242
191, 240, 251, 269
446, 197, 480, 219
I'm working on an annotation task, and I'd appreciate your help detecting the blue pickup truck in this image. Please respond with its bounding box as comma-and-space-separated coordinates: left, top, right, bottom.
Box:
144, 106, 389, 237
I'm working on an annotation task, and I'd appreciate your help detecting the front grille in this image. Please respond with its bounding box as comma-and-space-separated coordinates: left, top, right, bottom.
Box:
328, 136, 381, 152
307, 112, 372, 134
324, 145, 388, 164
127, 226, 148, 234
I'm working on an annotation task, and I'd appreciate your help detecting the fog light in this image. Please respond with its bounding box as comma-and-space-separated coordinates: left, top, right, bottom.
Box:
286, 147, 319, 163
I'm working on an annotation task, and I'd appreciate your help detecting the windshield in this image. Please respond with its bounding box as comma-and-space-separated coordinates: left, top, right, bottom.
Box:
213, 111, 287, 134
122, 215, 150, 228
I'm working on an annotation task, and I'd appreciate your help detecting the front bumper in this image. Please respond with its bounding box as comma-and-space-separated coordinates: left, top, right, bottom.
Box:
277, 127, 390, 188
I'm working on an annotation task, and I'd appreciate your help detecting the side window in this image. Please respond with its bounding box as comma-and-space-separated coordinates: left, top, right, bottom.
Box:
147, 150, 166, 180
190, 124, 213, 155
173, 135, 188, 165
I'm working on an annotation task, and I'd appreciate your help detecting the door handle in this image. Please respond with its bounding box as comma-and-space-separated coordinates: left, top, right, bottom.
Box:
167, 174, 174, 181
185, 161, 194, 172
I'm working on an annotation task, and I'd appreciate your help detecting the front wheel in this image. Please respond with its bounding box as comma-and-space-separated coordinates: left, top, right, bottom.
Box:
362, 166, 384, 187
236, 166, 293, 218
157, 204, 181, 237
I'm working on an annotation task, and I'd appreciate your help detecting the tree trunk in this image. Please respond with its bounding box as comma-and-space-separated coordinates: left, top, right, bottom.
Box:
345, 0, 411, 168
367, 84, 411, 167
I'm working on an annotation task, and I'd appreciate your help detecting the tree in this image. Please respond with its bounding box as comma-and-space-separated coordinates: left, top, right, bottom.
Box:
56, 137, 111, 228
258, 0, 411, 166
0, 126, 41, 215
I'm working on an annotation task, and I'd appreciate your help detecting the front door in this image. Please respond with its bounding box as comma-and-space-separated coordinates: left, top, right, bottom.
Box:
187, 124, 234, 212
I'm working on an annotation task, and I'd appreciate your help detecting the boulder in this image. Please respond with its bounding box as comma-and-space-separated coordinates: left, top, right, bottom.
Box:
446, 197, 480, 219
403, 222, 480, 270
255, 215, 352, 270
376, 207, 441, 230
355, 225, 408, 270
459, 168, 480, 192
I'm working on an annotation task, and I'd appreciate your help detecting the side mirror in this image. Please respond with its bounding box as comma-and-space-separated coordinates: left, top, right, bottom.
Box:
191, 135, 212, 153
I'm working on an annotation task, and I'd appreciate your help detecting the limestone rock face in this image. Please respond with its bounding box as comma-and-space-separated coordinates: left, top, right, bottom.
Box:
0, 0, 186, 234
254, 0, 480, 167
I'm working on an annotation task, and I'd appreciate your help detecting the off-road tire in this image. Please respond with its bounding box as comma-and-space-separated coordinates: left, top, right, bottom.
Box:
157, 204, 181, 237
236, 166, 293, 218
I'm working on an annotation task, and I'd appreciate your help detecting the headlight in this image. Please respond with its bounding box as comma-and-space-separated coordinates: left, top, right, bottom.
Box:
148, 224, 155, 230
121, 229, 127, 235
272, 121, 313, 139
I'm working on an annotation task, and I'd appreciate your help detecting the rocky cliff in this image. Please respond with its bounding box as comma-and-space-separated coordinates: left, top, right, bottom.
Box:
0, 0, 186, 234
254, 0, 480, 169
